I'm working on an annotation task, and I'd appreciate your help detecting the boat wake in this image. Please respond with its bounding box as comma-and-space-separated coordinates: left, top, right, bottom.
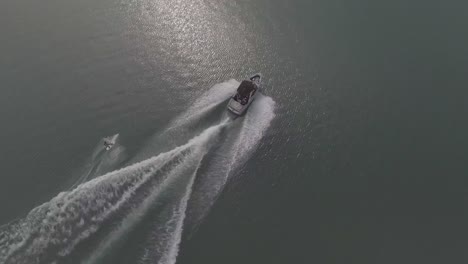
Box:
0, 80, 275, 264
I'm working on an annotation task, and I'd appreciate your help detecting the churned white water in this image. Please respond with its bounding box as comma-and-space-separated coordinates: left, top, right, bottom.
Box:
0, 80, 275, 264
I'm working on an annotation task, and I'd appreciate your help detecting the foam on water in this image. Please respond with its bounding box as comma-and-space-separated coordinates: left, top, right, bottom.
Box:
1, 150, 177, 263
129, 79, 239, 164
81, 121, 228, 264
185, 92, 276, 231
0, 122, 227, 264
138, 154, 201, 264
137, 82, 276, 264
165, 79, 238, 131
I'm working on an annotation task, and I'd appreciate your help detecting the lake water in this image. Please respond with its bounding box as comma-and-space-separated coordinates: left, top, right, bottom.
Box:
0, 0, 467, 263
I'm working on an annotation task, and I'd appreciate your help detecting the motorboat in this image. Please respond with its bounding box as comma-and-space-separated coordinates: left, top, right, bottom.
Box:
103, 134, 119, 150
227, 73, 262, 115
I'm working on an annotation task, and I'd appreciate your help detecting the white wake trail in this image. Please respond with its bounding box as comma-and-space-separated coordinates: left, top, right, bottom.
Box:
165, 79, 238, 132
186, 93, 276, 231
0, 79, 276, 264
0, 121, 228, 264
83, 121, 228, 264
138, 80, 276, 264
139, 153, 201, 264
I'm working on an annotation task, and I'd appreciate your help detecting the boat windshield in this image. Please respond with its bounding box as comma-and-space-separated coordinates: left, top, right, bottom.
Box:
234, 80, 256, 105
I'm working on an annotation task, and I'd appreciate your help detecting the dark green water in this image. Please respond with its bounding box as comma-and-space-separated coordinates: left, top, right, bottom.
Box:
1, 0, 467, 263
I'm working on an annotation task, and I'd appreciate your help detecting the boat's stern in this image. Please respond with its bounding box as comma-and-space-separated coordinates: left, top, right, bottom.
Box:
227, 98, 245, 115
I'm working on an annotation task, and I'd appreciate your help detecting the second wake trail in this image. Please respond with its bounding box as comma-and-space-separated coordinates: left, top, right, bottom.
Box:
0, 120, 230, 264
134, 80, 276, 264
